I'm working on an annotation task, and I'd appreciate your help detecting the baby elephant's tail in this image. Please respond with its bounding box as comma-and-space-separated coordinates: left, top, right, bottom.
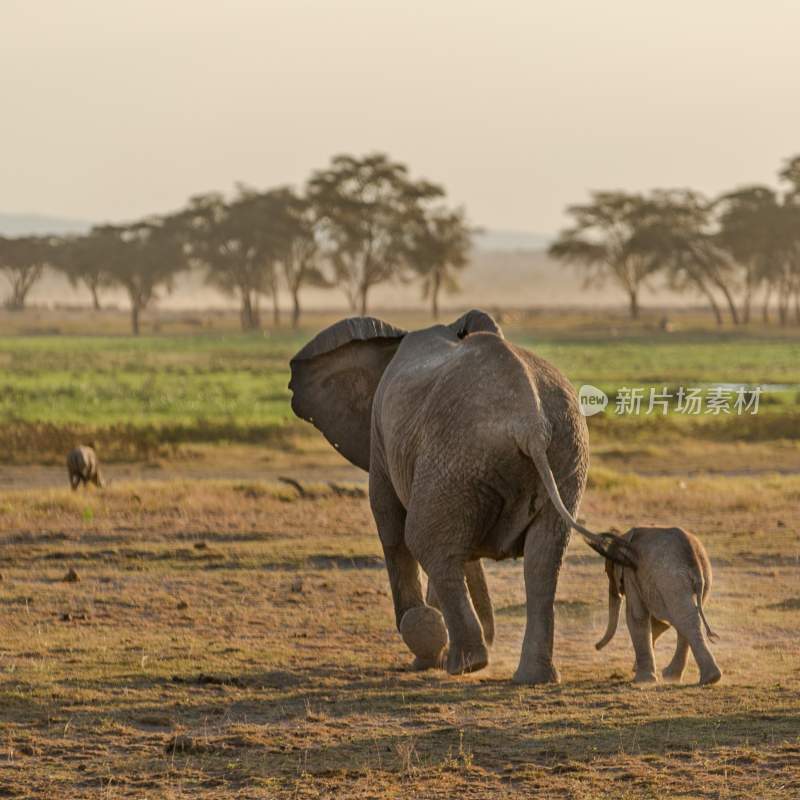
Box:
695, 578, 719, 643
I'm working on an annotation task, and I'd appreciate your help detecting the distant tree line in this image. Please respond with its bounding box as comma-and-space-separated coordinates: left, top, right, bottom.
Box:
0, 153, 472, 333
549, 155, 800, 324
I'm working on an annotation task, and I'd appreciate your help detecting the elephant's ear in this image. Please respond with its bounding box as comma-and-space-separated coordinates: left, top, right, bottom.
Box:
289, 317, 406, 471
448, 309, 503, 339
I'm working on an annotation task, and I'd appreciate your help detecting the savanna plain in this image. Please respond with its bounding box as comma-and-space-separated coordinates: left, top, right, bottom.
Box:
0, 308, 798, 799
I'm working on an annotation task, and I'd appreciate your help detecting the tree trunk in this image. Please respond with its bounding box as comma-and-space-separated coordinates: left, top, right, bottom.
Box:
240, 294, 252, 331
359, 284, 370, 316
8, 278, 26, 310
131, 303, 140, 336
628, 288, 639, 320
431, 271, 441, 320
240, 292, 260, 331
272, 292, 280, 328
741, 264, 758, 324
89, 282, 101, 311
741, 286, 751, 324
762, 283, 772, 324
697, 281, 723, 326
716, 282, 740, 325
291, 290, 301, 328
794, 286, 800, 326
777, 277, 791, 326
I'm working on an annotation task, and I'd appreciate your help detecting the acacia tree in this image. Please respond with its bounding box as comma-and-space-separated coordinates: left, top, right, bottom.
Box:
714, 186, 782, 324
625, 190, 735, 325
264, 188, 327, 328
100, 217, 187, 335
407, 207, 472, 319
183, 192, 277, 331
548, 192, 659, 319
308, 153, 443, 315
0, 235, 53, 310
52, 232, 114, 310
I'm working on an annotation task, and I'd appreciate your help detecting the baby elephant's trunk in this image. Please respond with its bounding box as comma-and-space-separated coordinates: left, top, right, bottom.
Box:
596, 579, 622, 650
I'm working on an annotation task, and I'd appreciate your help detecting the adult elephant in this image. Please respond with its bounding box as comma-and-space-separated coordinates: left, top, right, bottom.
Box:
289, 310, 633, 684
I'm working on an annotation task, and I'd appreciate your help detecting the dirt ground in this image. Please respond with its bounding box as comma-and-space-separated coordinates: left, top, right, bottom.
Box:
0, 450, 798, 799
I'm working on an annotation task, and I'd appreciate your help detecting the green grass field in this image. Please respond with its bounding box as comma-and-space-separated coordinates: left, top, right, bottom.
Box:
1, 312, 798, 464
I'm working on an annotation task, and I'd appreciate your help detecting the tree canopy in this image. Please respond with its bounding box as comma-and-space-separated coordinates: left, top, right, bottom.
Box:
0, 235, 55, 310
99, 217, 187, 335
549, 192, 659, 319
308, 153, 444, 315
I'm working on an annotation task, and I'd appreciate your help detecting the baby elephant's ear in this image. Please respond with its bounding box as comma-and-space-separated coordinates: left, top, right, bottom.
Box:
449, 309, 503, 339
289, 317, 406, 471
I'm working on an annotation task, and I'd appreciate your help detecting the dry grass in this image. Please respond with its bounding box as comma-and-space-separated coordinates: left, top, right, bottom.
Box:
0, 468, 798, 798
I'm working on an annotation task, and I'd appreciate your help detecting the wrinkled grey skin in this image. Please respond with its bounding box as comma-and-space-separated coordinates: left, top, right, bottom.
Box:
596, 526, 722, 686
67, 445, 105, 490
290, 310, 632, 683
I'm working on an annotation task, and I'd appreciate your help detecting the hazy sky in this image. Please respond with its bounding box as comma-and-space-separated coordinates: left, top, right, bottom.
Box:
2, 0, 799, 233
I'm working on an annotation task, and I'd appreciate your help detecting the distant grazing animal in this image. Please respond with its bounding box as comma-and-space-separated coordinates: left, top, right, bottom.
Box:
596, 526, 721, 686
67, 445, 105, 490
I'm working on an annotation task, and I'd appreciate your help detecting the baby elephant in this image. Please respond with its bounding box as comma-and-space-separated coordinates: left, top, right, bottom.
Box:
67, 445, 105, 490
596, 526, 721, 686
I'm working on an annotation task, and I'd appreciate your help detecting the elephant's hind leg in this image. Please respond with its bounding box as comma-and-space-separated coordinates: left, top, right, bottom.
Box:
465, 561, 495, 647
670, 595, 721, 686
424, 562, 488, 674
514, 506, 569, 685
406, 503, 488, 675
662, 633, 690, 682
633, 617, 671, 675
431, 562, 495, 647
625, 588, 657, 684
370, 469, 447, 670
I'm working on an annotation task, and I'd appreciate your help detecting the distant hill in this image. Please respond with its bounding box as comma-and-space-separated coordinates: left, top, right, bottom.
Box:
1, 214, 551, 252
0, 213, 92, 236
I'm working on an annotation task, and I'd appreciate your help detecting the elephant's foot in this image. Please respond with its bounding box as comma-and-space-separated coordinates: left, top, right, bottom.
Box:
411, 652, 445, 671
446, 641, 488, 675
661, 665, 685, 683
400, 606, 448, 667
698, 665, 722, 686
633, 670, 658, 685
512, 661, 560, 685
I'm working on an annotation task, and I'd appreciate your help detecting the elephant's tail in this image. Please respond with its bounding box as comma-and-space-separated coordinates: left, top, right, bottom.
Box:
518, 426, 636, 568
694, 577, 719, 643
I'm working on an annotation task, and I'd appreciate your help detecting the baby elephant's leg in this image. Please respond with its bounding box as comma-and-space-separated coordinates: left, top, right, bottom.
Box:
626, 603, 657, 684
662, 634, 690, 682
671, 595, 721, 686
630, 617, 669, 673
